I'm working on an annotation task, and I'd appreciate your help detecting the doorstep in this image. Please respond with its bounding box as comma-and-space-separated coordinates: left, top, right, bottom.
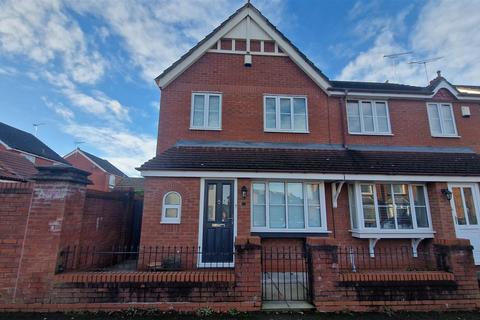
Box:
262, 301, 315, 311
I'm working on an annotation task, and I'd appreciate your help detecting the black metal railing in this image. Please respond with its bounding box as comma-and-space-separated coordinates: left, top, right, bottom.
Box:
261, 246, 311, 302
336, 246, 448, 273
57, 245, 235, 273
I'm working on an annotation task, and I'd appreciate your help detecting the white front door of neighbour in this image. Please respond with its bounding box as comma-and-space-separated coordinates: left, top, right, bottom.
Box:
448, 183, 480, 265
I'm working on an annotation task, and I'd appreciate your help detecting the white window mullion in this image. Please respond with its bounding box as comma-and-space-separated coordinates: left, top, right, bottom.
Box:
359, 100, 365, 132
284, 183, 289, 229
265, 182, 270, 229
372, 184, 380, 231
372, 102, 378, 133
204, 94, 209, 127
276, 97, 281, 130
303, 183, 309, 228
290, 97, 294, 130
391, 184, 398, 229
408, 185, 418, 229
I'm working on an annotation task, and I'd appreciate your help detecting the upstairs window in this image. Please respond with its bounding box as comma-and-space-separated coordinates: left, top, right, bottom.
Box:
348, 183, 432, 235
190, 93, 222, 130
347, 100, 391, 135
108, 174, 115, 189
427, 103, 457, 137
264, 96, 308, 133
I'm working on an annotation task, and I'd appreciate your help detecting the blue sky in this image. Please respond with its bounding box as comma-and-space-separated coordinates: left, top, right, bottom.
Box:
1, 0, 479, 176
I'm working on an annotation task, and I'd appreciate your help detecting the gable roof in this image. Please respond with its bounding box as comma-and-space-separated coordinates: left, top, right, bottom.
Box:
0, 150, 38, 182
155, 2, 330, 91
0, 122, 70, 165
65, 149, 127, 177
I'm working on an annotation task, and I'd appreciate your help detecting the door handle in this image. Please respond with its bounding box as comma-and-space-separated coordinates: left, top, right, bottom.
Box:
212, 223, 225, 228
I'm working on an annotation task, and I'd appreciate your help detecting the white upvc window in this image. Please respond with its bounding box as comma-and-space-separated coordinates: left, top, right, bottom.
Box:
347, 100, 391, 135
251, 181, 327, 232
161, 191, 182, 224
426, 103, 458, 137
348, 182, 433, 237
264, 95, 308, 133
108, 174, 116, 189
190, 92, 222, 130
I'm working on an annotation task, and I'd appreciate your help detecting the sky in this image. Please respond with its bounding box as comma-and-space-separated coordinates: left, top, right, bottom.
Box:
1, 0, 479, 176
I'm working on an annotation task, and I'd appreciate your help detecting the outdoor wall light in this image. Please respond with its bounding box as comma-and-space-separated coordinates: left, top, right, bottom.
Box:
441, 189, 453, 201
241, 186, 248, 200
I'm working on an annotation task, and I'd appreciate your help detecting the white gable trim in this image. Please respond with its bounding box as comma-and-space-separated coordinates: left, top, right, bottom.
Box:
64, 149, 107, 174
156, 5, 330, 92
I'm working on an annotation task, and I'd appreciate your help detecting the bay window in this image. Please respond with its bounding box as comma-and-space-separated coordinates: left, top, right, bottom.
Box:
347, 100, 391, 135
251, 181, 327, 232
264, 95, 308, 133
348, 183, 433, 236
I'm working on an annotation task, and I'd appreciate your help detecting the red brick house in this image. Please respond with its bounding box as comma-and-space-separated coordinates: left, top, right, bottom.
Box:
139, 2, 480, 264
64, 148, 127, 192
0, 121, 70, 166
1, 2, 480, 313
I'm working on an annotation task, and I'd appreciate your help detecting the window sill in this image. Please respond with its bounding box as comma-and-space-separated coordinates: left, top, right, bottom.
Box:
350, 230, 435, 239
348, 132, 394, 136
189, 127, 222, 131
431, 134, 461, 139
264, 129, 310, 134
161, 221, 181, 224
251, 231, 331, 238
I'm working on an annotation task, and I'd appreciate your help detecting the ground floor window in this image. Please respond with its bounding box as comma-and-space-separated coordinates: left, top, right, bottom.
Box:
251, 181, 327, 232
349, 182, 432, 235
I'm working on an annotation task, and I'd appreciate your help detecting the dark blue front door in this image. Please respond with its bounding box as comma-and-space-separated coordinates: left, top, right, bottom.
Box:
202, 180, 234, 264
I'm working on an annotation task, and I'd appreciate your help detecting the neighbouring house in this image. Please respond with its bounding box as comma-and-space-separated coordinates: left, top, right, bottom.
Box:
115, 177, 144, 193
64, 148, 128, 192
0, 150, 37, 182
0, 121, 70, 166
133, 2, 480, 309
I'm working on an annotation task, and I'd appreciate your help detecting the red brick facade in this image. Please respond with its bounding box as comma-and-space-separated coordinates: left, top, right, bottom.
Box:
157, 53, 480, 154
64, 152, 122, 192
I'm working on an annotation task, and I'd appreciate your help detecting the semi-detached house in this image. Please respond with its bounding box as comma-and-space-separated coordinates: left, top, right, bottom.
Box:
137, 3, 480, 309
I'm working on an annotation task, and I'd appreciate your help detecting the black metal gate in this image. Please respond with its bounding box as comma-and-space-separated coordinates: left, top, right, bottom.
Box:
261, 245, 311, 302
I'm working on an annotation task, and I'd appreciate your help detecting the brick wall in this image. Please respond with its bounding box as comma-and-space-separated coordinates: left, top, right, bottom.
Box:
0, 182, 32, 303
157, 52, 480, 155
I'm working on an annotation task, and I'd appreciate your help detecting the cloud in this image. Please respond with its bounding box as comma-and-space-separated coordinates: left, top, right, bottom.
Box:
0, 0, 106, 84
338, 0, 480, 85
43, 72, 130, 122
42, 98, 75, 121
68, 0, 286, 82
62, 123, 156, 176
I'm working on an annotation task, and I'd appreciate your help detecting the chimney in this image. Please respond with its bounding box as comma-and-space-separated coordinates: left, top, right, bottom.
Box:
436, 70, 442, 78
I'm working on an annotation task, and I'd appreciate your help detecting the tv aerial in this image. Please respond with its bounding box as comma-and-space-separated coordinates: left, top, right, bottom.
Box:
383, 51, 413, 82
32, 123, 46, 137
408, 57, 444, 84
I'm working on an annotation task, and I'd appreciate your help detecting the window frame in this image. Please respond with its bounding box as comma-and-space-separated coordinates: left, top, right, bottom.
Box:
161, 191, 182, 224
349, 182, 433, 237
250, 180, 327, 233
426, 102, 458, 137
263, 95, 309, 133
190, 92, 222, 131
108, 174, 116, 189
346, 99, 392, 135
